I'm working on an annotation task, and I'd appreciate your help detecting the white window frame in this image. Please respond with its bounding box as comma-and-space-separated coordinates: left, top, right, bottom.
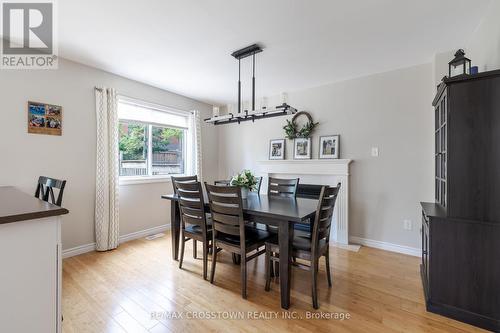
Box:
117, 96, 192, 186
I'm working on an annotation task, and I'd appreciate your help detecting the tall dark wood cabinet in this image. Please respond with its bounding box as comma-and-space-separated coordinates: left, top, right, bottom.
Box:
421, 70, 500, 332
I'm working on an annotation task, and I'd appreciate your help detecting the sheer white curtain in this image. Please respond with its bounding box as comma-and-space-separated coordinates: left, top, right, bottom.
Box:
94, 87, 120, 251
189, 110, 203, 180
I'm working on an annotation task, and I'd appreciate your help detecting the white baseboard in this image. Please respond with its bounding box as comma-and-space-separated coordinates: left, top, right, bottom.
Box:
63, 227, 420, 259
61, 242, 96, 259
62, 224, 170, 259
349, 236, 421, 257
119, 224, 170, 244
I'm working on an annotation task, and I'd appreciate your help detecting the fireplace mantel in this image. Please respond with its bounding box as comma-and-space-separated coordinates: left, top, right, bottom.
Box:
257, 159, 353, 246
257, 159, 352, 175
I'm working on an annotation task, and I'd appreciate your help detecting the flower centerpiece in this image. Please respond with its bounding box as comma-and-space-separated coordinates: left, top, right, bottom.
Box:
230, 170, 257, 199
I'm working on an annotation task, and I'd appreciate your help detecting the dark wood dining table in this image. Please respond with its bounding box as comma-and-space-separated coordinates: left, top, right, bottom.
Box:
161, 191, 318, 309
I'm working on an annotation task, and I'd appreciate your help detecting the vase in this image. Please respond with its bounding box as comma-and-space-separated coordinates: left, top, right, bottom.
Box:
240, 187, 249, 199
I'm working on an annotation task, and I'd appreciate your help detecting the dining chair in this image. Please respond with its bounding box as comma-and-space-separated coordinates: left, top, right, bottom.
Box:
35, 176, 67, 206
264, 183, 341, 309
204, 183, 271, 299
267, 177, 299, 198
174, 180, 212, 280
253, 176, 263, 193
172, 175, 199, 258
263, 177, 300, 237
294, 184, 324, 234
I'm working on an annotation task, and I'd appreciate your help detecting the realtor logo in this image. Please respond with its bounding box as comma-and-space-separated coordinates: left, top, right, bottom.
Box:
1, 0, 58, 69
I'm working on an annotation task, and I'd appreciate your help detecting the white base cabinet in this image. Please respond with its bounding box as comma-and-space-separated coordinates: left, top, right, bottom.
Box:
0, 216, 62, 333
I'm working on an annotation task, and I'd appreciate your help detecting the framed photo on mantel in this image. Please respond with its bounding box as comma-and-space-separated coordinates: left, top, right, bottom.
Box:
319, 135, 339, 159
294, 137, 311, 159
269, 139, 285, 160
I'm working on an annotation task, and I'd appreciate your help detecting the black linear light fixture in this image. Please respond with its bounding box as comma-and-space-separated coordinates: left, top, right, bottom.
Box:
205, 43, 297, 125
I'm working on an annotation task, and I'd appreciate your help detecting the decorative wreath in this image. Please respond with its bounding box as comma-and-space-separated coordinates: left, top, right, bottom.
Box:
283, 111, 319, 139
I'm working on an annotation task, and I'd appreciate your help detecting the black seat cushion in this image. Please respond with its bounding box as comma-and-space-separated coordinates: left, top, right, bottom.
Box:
267, 232, 326, 252
184, 217, 212, 235
294, 223, 311, 233
216, 226, 271, 246
185, 224, 212, 235
293, 235, 326, 251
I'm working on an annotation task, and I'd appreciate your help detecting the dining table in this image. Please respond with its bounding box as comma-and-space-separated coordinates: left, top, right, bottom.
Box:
161, 191, 318, 309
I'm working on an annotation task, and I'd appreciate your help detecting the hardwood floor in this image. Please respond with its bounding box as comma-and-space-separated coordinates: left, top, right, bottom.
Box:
62, 231, 487, 333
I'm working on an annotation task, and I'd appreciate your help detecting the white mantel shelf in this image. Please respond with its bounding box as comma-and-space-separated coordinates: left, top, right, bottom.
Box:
257, 159, 354, 247
258, 159, 352, 164
257, 159, 352, 175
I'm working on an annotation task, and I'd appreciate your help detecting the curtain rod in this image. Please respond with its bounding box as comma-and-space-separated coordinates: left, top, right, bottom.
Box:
95, 88, 198, 115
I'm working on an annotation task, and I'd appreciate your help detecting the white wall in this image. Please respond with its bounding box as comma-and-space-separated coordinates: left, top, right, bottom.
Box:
432, 0, 500, 88
217, 63, 434, 249
466, 0, 500, 71
0, 58, 218, 250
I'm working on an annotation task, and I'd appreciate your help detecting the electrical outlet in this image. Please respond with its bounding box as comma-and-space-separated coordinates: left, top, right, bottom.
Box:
403, 219, 412, 231
371, 147, 379, 157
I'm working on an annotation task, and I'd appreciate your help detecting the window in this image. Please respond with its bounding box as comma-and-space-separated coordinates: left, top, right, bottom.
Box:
118, 97, 192, 182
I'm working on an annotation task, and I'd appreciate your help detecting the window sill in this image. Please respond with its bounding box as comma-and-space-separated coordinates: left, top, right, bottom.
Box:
119, 175, 181, 186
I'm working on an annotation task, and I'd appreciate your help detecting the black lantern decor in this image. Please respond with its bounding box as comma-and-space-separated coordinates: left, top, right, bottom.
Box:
448, 49, 471, 77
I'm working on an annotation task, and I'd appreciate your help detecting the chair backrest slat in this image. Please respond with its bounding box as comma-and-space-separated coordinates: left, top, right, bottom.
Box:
267, 177, 299, 198
205, 183, 245, 239
211, 212, 240, 226
177, 188, 201, 199
179, 198, 201, 209
311, 183, 341, 252
34, 176, 66, 206
213, 222, 240, 235
172, 175, 198, 195
209, 202, 242, 215
180, 205, 205, 219
208, 192, 241, 205
182, 214, 204, 227
214, 180, 231, 186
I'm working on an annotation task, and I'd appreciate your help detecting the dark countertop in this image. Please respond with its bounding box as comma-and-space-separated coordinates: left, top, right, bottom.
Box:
421, 202, 447, 218
0, 186, 69, 225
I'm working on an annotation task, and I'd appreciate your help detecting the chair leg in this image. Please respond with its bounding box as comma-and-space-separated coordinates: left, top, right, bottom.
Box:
265, 247, 271, 291
270, 255, 275, 278
274, 260, 279, 278
179, 232, 185, 269
325, 249, 332, 287
240, 254, 247, 299
202, 241, 208, 280
210, 243, 217, 284
312, 258, 319, 309
232, 253, 241, 265
193, 240, 197, 259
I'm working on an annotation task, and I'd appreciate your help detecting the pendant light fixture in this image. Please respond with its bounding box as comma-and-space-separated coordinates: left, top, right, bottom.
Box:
205, 43, 297, 125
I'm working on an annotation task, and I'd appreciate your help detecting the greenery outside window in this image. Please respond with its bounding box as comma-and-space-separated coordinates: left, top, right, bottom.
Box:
118, 97, 190, 182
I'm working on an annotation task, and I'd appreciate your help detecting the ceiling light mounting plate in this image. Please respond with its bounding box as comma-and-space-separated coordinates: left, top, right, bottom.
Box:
231, 44, 263, 60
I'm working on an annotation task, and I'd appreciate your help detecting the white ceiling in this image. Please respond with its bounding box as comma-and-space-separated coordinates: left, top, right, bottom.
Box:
57, 0, 491, 105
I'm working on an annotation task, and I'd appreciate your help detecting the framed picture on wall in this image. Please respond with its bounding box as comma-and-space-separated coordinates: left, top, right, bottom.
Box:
269, 139, 285, 160
319, 135, 339, 159
27, 101, 62, 136
293, 137, 311, 159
